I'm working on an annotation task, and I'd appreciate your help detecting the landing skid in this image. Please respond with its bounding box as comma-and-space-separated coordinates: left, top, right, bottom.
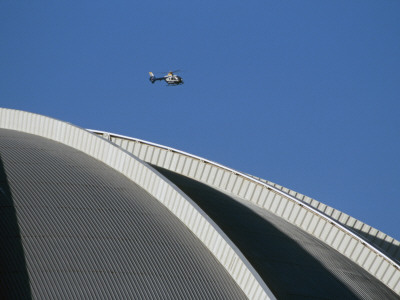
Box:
166, 83, 184, 86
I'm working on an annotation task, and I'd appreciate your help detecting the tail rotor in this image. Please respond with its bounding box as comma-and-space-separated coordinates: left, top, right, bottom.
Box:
149, 72, 156, 84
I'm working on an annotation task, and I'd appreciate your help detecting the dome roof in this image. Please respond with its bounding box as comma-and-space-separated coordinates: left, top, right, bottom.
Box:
1, 108, 399, 299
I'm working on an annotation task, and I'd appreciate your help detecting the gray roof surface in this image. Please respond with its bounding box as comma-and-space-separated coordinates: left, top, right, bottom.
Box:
0, 129, 246, 299
153, 166, 400, 300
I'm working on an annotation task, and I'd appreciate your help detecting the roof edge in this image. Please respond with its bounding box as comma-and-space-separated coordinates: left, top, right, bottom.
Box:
90, 129, 400, 295
0, 108, 275, 300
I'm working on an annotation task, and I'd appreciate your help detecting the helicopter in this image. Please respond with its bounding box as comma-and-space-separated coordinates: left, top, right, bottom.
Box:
149, 70, 184, 86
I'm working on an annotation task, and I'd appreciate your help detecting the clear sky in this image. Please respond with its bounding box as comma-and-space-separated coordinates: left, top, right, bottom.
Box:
1, 1, 399, 240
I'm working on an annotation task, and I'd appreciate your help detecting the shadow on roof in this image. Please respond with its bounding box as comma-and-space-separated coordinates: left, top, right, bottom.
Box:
153, 165, 399, 300
0, 155, 32, 299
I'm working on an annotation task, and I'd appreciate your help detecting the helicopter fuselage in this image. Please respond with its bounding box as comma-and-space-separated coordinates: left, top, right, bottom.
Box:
165, 75, 183, 85
149, 72, 184, 85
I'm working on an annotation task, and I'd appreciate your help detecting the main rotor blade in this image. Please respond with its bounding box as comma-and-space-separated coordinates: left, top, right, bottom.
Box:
155, 69, 182, 74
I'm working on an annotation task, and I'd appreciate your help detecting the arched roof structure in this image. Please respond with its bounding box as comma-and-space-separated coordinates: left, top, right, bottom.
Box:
0, 108, 271, 299
88, 130, 400, 298
1, 107, 399, 299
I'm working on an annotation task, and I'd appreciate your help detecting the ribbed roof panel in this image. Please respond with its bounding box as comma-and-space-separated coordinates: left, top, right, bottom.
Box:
154, 166, 400, 299
96, 129, 400, 295
0, 129, 246, 299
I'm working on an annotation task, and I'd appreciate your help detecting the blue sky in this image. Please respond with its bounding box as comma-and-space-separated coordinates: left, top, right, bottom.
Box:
1, 1, 399, 240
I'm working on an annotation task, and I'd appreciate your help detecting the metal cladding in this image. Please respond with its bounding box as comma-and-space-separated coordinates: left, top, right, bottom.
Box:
0, 129, 247, 299
94, 130, 400, 296
152, 167, 400, 299
1, 107, 400, 299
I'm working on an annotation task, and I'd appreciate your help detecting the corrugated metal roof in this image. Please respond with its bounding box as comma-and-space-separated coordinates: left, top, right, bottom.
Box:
153, 166, 400, 300
95, 129, 400, 296
0, 129, 246, 299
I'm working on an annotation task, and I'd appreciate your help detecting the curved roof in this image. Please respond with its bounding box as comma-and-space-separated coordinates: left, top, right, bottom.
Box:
0, 108, 271, 299
0, 129, 247, 298
91, 129, 400, 298
1, 108, 400, 299
96, 131, 400, 267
